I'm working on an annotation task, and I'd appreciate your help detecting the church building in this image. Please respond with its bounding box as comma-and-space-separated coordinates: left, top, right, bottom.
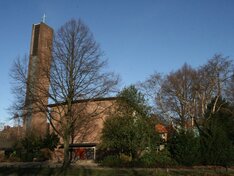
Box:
24, 21, 116, 160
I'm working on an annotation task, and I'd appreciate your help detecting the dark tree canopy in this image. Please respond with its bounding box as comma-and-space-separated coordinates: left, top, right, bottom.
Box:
200, 97, 234, 166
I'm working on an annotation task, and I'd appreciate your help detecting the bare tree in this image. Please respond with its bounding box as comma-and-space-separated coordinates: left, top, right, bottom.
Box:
139, 64, 198, 127
137, 72, 163, 111
10, 19, 119, 167
9, 56, 28, 118
158, 63, 197, 128
139, 54, 233, 130
198, 54, 234, 114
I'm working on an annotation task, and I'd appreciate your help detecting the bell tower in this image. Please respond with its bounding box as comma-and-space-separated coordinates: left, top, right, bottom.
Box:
24, 22, 53, 135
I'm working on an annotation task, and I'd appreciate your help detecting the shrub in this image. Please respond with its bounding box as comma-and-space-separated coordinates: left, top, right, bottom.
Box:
12, 132, 59, 162
138, 152, 155, 167
100, 149, 176, 168
154, 150, 177, 167
101, 155, 123, 167
168, 130, 200, 166
42, 132, 59, 151
8, 151, 20, 162
138, 150, 176, 168
200, 97, 234, 166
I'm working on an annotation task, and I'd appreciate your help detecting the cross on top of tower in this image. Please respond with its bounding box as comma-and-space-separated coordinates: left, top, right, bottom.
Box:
42, 13, 46, 23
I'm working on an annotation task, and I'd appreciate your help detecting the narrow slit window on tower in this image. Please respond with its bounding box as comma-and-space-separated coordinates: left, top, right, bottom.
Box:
32, 25, 40, 56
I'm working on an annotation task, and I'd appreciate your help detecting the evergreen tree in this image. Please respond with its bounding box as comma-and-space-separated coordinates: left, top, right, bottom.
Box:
168, 129, 200, 166
200, 97, 234, 166
101, 86, 159, 160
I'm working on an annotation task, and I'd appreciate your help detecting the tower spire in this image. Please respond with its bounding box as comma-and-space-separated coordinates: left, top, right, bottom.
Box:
24, 22, 53, 135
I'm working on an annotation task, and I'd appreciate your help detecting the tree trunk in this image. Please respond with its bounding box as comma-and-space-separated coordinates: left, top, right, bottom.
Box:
63, 135, 70, 168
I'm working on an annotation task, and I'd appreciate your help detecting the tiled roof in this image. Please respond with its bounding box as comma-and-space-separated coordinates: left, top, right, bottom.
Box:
155, 124, 168, 133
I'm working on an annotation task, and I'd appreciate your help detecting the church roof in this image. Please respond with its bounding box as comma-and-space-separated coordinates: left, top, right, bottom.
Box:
48, 97, 117, 107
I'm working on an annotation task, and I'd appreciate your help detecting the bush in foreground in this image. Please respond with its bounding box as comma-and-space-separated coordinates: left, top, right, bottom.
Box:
138, 150, 177, 168
12, 132, 59, 162
168, 129, 200, 166
100, 149, 176, 168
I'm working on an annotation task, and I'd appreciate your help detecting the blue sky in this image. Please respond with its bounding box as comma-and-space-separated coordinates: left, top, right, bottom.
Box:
0, 0, 234, 124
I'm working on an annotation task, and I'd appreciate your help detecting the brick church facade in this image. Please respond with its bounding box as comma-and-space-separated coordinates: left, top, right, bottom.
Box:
23, 22, 116, 160
24, 22, 53, 135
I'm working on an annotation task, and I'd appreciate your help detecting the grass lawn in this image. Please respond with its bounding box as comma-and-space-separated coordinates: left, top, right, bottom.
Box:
0, 166, 234, 176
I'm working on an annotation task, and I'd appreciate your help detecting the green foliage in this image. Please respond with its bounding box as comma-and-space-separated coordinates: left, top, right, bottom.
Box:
101, 86, 160, 160
200, 122, 233, 166
138, 149, 176, 168
166, 97, 234, 167
21, 134, 42, 153
200, 97, 234, 166
100, 150, 176, 168
102, 113, 159, 160
100, 155, 123, 167
168, 130, 200, 166
117, 85, 151, 116
14, 132, 59, 161
8, 151, 20, 162
42, 132, 60, 151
